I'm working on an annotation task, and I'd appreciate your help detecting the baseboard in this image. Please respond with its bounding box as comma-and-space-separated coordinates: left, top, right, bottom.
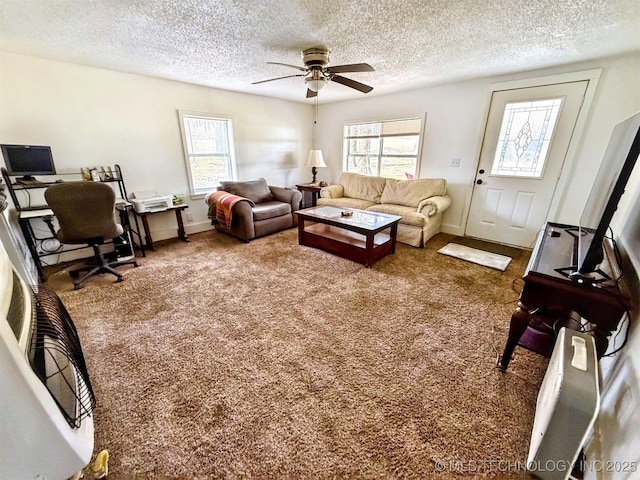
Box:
185, 221, 215, 235
148, 221, 213, 243
440, 223, 464, 236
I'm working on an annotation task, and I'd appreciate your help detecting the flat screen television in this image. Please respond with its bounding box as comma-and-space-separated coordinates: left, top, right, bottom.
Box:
1, 144, 56, 185
573, 111, 640, 280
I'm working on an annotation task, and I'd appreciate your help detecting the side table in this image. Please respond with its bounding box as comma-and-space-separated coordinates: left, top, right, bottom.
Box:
134, 204, 190, 250
296, 183, 323, 208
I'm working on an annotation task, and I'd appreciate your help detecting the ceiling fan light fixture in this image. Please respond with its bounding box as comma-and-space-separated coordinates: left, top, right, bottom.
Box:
306, 77, 328, 92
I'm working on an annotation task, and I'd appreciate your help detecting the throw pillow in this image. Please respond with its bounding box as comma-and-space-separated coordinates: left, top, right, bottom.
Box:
340, 172, 387, 203
380, 178, 447, 208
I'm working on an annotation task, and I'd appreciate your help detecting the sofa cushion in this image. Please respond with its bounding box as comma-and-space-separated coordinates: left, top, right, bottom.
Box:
340, 172, 387, 203
366, 204, 427, 227
220, 178, 273, 204
252, 200, 291, 221
379, 178, 447, 208
317, 197, 376, 210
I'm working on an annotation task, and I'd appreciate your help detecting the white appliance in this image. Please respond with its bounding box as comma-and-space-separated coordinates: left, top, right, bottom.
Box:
0, 226, 95, 479
527, 327, 600, 480
130, 189, 173, 213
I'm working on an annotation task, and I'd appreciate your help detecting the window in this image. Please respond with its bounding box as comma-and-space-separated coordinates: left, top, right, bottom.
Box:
343, 117, 423, 179
490, 98, 562, 178
178, 111, 237, 195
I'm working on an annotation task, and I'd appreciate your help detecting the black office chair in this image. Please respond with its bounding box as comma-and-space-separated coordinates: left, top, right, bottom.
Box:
45, 181, 139, 289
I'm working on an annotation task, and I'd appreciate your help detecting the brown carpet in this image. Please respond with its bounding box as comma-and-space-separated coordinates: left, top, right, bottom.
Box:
45, 228, 548, 479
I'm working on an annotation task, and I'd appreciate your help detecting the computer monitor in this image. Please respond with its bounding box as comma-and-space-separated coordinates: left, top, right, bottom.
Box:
1, 144, 56, 185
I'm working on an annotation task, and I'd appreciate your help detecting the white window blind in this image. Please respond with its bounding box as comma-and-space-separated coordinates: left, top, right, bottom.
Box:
343, 117, 423, 179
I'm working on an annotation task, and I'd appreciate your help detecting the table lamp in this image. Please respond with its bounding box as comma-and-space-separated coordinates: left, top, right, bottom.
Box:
305, 150, 326, 185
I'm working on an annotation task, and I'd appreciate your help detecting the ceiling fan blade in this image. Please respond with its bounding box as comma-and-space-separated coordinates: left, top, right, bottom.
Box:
267, 62, 308, 72
252, 74, 306, 85
306, 88, 317, 99
326, 63, 374, 73
331, 75, 374, 93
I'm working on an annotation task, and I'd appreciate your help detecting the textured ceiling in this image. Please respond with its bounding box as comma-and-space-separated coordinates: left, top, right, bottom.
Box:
1, 0, 639, 103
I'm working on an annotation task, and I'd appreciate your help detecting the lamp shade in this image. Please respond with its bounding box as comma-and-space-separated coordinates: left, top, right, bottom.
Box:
306, 78, 328, 92
306, 70, 328, 92
305, 150, 327, 167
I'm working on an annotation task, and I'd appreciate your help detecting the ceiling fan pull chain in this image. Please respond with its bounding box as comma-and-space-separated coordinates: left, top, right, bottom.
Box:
314, 95, 318, 124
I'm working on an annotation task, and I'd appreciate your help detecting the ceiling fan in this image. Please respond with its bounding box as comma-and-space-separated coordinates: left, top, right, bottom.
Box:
252, 46, 374, 98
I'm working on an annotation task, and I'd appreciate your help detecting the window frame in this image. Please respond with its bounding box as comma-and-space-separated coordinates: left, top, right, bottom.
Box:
342, 115, 426, 179
178, 110, 238, 196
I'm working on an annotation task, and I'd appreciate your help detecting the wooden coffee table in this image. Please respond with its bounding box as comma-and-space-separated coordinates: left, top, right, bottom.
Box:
296, 206, 401, 267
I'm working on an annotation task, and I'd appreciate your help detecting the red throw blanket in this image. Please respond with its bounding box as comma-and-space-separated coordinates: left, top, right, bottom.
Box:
205, 190, 255, 228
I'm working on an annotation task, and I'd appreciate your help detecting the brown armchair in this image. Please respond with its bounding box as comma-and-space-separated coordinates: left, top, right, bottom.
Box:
205, 178, 302, 242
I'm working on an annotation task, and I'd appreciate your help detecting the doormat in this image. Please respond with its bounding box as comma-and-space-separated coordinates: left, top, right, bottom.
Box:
450, 236, 523, 260
438, 243, 512, 271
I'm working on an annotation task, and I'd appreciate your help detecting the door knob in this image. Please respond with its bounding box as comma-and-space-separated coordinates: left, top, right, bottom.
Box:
476, 179, 483, 185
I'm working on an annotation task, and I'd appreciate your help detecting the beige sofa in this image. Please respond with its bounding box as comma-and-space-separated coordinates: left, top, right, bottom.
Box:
317, 172, 451, 247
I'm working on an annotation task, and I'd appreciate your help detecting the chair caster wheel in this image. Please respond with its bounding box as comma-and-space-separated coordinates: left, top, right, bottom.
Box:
73, 283, 84, 290
116, 276, 124, 283
133, 262, 140, 267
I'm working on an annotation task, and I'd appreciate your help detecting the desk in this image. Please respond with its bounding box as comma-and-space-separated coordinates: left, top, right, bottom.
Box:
296, 184, 323, 208
2, 165, 143, 282
135, 204, 189, 250
17, 204, 140, 282
497, 222, 629, 372
17, 208, 55, 282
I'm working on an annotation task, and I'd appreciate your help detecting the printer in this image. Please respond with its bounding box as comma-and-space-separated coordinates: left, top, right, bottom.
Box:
129, 190, 173, 213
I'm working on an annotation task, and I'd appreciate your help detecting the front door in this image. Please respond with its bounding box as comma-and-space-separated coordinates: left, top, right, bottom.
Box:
465, 81, 588, 247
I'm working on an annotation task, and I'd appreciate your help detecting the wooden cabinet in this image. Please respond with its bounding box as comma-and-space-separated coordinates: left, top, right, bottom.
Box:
498, 222, 630, 371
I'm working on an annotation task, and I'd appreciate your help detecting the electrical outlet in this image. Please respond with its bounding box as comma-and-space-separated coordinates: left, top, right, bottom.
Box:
450, 157, 461, 167
186, 212, 193, 222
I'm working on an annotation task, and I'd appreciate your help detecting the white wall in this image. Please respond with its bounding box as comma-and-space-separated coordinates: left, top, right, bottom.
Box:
0, 51, 312, 242
315, 81, 485, 236
316, 52, 640, 236
3, 51, 638, 241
